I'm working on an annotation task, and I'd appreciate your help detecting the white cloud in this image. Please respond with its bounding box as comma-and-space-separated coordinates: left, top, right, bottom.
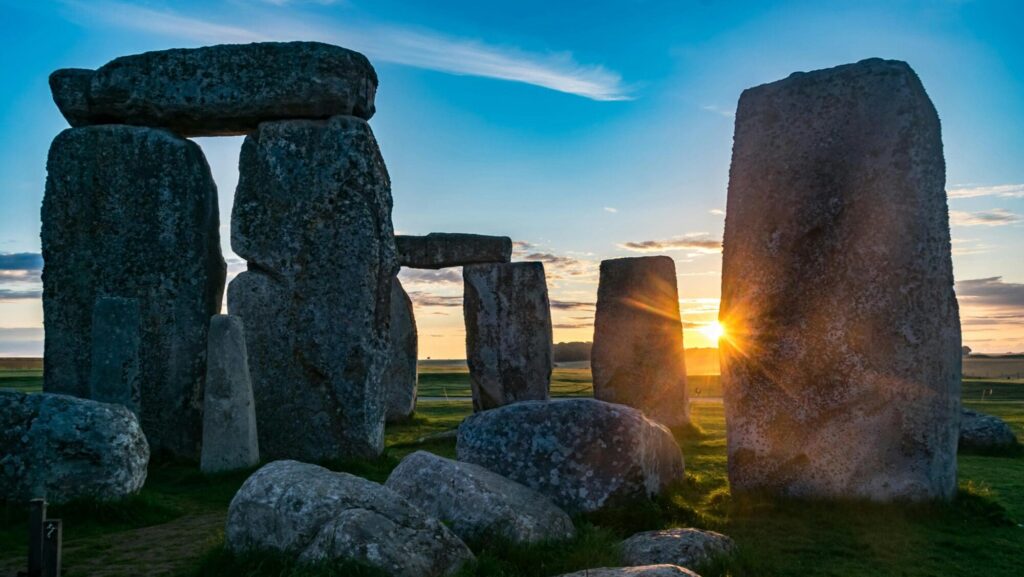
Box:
947, 184, 1024, 199
708, 208, 725, 216
701, 104, 734, 118
61, 1, 631, 101
949, 208, 1020, 227
603, 207, 618, 213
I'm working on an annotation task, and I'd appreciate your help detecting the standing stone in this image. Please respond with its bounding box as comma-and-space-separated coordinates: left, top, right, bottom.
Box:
385, 277, 418, 423
42, 125, 225, 459
396, 233, 513, 269
463, 262, 553, 412
201, 315, 259, 474
50, 42, 377, 136
0, 391, 149, 504
229, 115, 397, 461
592, 256, 689, 427
88, 296, 141, 416
720, 59, 961, 501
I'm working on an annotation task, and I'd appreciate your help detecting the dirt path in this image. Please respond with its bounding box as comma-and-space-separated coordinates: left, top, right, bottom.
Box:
1, 512, 225, 577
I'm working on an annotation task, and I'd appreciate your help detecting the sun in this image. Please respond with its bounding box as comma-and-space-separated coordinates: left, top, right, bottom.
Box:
699, 320, 726, 343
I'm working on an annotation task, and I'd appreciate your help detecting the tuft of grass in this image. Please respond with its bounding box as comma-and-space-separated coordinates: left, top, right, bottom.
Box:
454, 524, 622, 577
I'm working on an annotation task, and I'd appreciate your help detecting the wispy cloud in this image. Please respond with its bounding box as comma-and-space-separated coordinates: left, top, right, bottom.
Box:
949, 208, 1020, 227
619, 235, 721, 254
550, 300, 596, 311
947, 184, 1024, 199
708, 208, 725, 216
701, 104, 734, 118
603, 207, 618, 213
956, 277, 1024, 308
399, 268, 462, 287
407, 291, 462, 308
61, 1, 632, 101
0, 289, 42, 301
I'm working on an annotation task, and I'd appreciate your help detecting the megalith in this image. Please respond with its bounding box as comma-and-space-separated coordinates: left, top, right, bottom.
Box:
463, 262, 553, 412
201, 315, 259, 474
42, 125, 225, 459
88, 296, 142, 416
229, 115, 397, 461
396, 233, 512, 269
50, 42, 377, 136
720, 58, 961, 501
592, 256, 689, 427
385, 277, 418, 423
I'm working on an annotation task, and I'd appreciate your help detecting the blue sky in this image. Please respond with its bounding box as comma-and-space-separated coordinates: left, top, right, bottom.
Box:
1, 0, 1022, 357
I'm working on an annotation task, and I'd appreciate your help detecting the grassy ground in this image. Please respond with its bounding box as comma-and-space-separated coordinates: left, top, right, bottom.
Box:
1, 369, 1022, 576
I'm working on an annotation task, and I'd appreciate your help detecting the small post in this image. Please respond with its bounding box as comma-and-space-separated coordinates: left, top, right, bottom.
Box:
28, 498, 46, 577
43, 519, 62, 577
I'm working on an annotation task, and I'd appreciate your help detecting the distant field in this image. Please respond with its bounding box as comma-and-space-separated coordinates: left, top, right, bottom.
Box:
964, 356, 1024, 379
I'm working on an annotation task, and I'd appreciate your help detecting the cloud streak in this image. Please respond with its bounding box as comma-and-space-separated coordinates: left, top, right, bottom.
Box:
949, 209, 1020, 227
0, 253, 43, 271
61, 1, 631, 101
619, 236, 721, 254
947, 184, 1024, 199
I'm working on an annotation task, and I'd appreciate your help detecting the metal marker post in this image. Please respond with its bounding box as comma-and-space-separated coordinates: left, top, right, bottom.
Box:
28, 498, 46, 577
43, 519, 62, 577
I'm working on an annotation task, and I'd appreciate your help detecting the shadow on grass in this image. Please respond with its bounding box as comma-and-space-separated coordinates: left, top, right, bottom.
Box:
184, 548, 391, 577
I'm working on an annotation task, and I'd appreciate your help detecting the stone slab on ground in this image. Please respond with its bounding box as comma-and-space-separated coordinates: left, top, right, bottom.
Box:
456, 399, 684, 513
0, 391, 149, 504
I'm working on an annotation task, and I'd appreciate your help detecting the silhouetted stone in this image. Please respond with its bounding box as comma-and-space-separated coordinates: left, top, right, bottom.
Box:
226, 460, 474, 577
88, 296, 141, 416
456, 399, 684, 513
385, 277, 418, 423
386, 451, 576, 544
50, 42, 376, 136
229, 115, 397, 462
463, 262, 552, 411
42, 125, 225, 459
0, 391, 149, 504
201, 315, 259, 474
592, 256, 689, 427
396, 233, 512, 269
720, 58, 961, 501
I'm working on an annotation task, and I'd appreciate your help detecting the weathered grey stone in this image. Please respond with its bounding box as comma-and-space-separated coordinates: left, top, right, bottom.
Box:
201, 315, 259, 474
0, 391, 149, 504
463, 262, 552, 412
592, 256, 689, 427
555, 566, 700, 577
88, 296, 141, 416
621, 529, 736, 569
959, 409, 1019, 452
385, 277, 418, 423
396, 233, 513, 269
228, 116, 397, 461
457, 399, 684, 513
720, 58, 961, 501
385, 450, 576, 544
50, 42, 376, 136
42, 125, 225, 459
227, 460, 473, 577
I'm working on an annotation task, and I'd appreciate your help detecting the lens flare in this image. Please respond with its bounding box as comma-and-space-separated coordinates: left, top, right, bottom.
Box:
700, 320, 726, 342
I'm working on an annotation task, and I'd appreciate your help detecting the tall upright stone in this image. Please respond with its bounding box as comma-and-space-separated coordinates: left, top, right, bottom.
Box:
201, 315, 259, 474
463, 262, 552, 412
88, 296, 142, 416
720, 59, 961, 501
229, 115, 397, 461
592, 256, 689, 427
42, 125, 225, 459
385, 277, 418, 423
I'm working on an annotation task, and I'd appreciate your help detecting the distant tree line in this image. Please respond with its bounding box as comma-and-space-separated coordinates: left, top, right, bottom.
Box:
553, 341, 592, 362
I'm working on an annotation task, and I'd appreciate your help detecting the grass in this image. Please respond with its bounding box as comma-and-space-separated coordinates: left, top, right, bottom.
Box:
2, 368, 1023, 576
0, 368, 43, 393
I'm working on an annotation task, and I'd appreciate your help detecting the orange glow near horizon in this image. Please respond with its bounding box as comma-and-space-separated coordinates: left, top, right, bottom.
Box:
700, 320, 726, 343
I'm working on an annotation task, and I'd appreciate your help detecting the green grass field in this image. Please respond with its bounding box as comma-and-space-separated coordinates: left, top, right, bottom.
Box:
1, 366, 1022, 576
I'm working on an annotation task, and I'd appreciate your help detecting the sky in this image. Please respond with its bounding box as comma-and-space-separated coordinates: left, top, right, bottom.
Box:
1, 0, 1022, 358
